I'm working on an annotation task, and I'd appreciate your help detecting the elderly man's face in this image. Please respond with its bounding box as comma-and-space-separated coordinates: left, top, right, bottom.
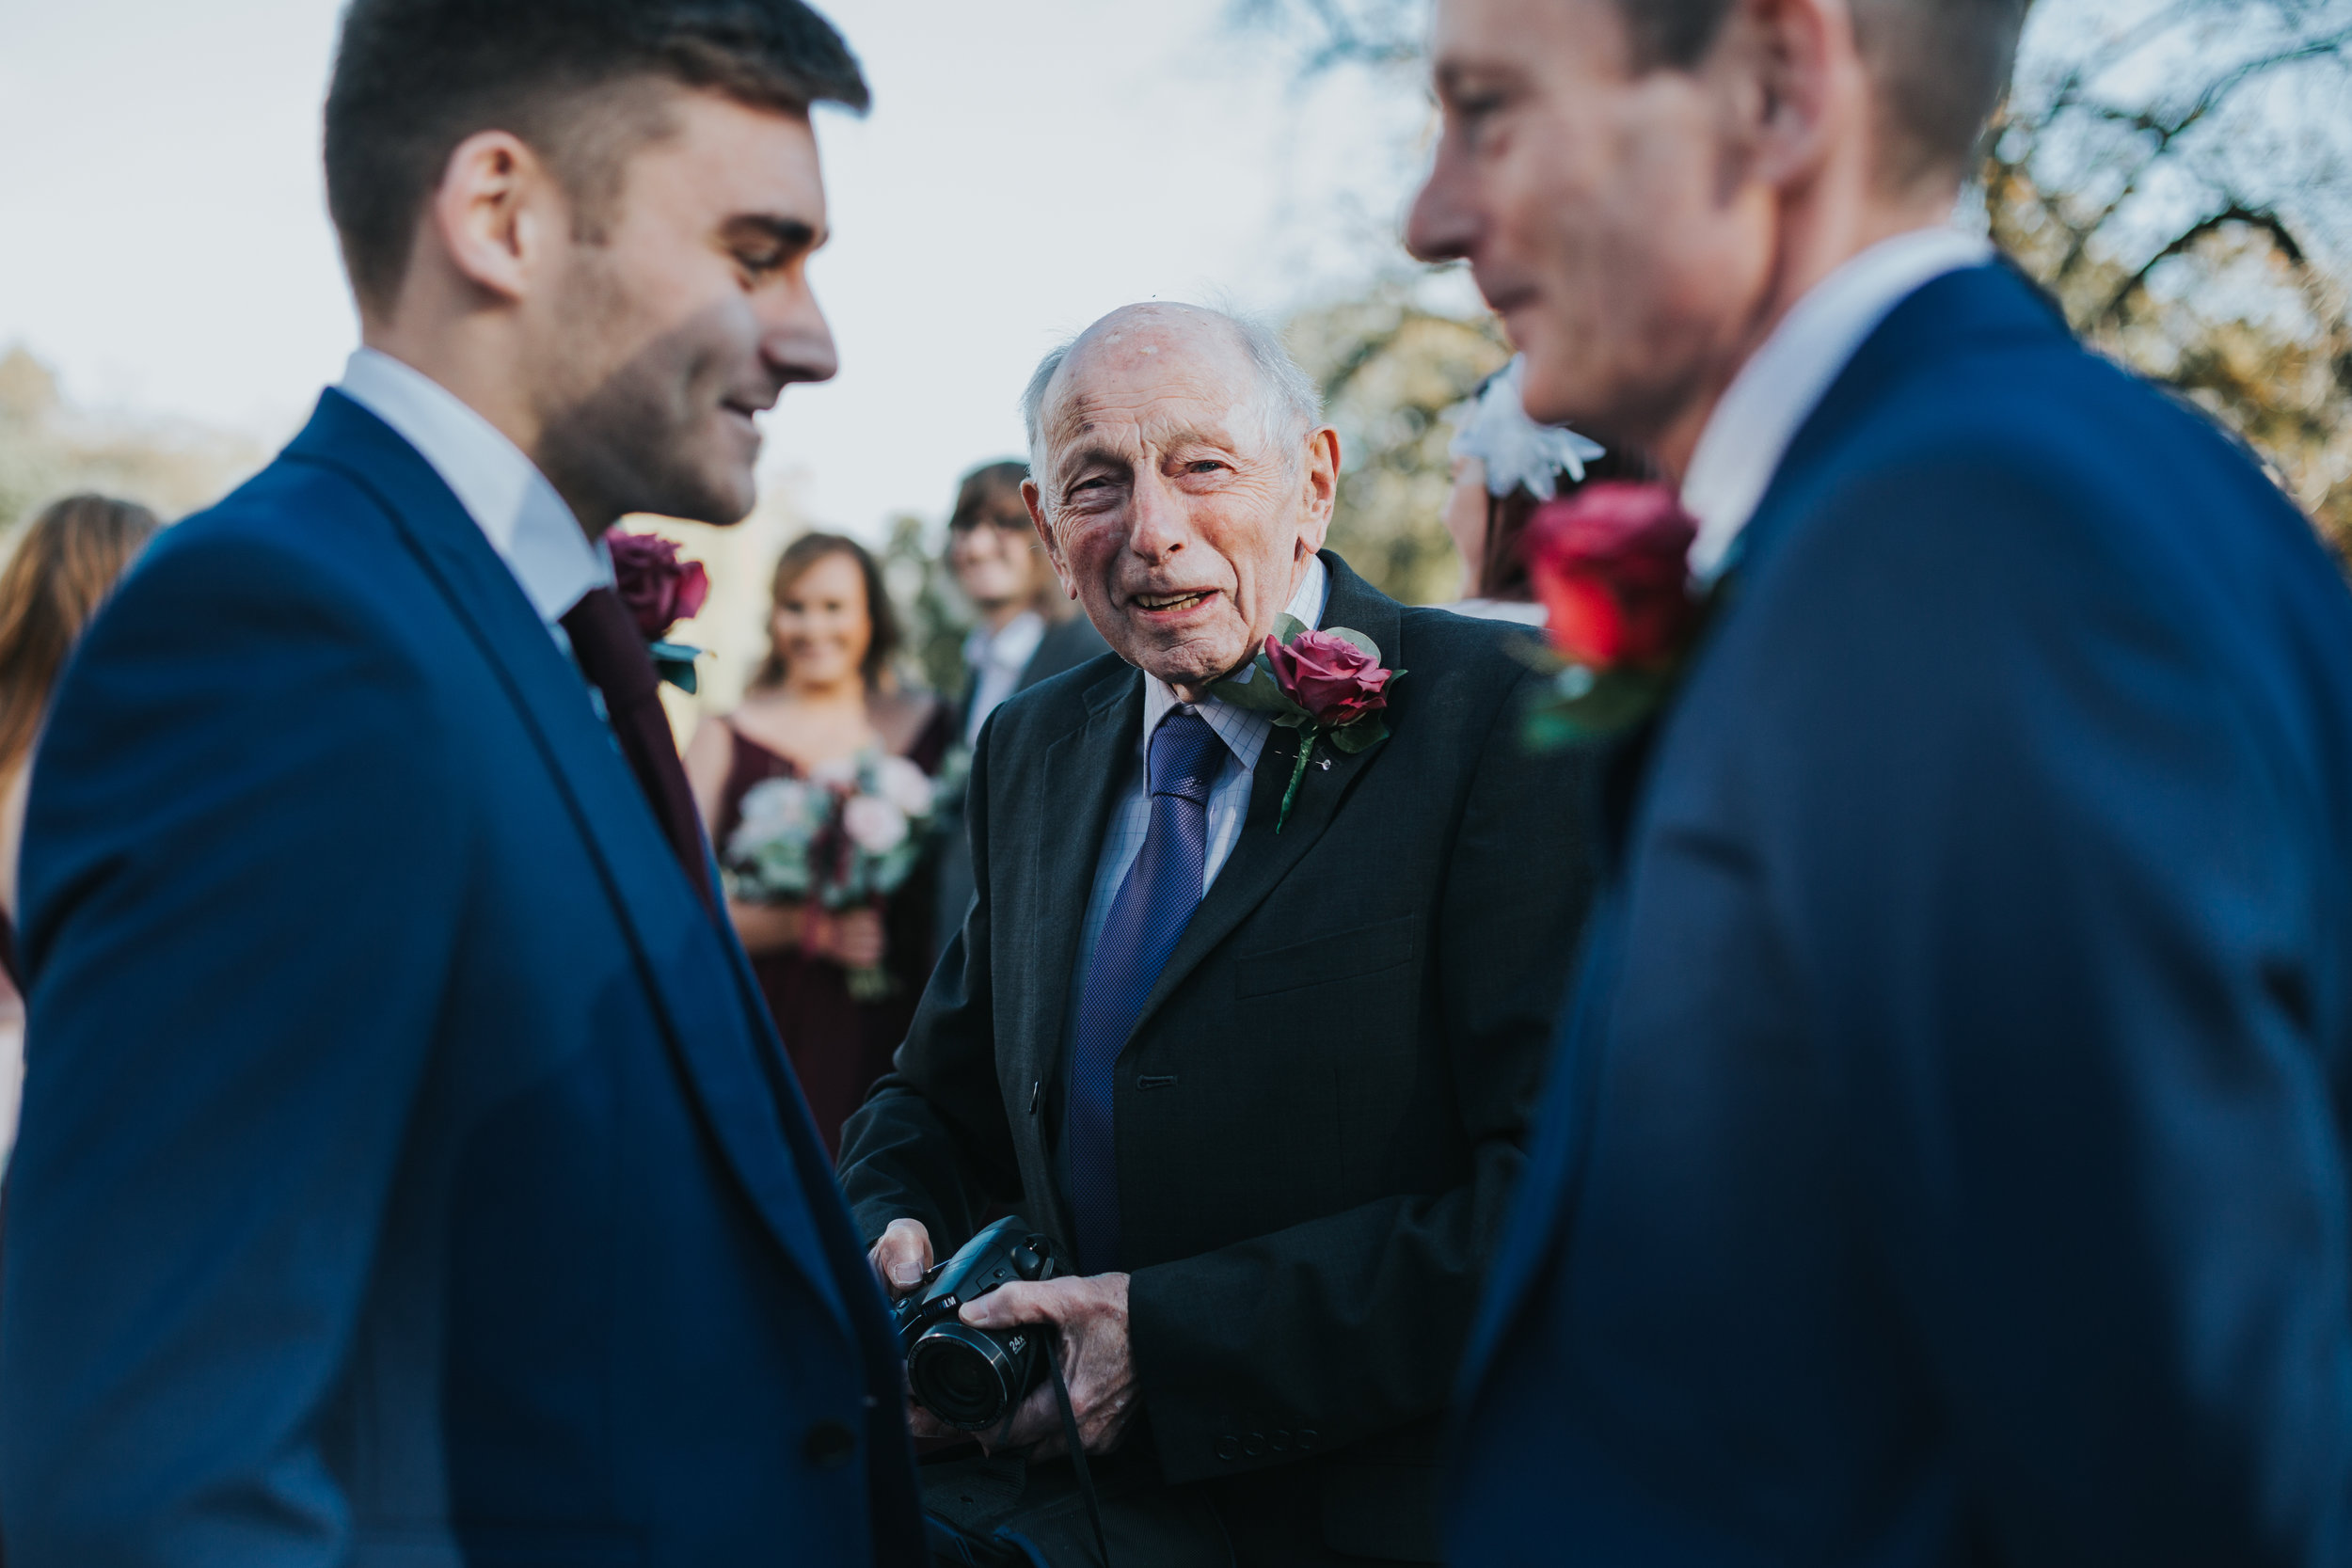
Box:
1027, 310, 1339, 698
1405, 0, 1776, 448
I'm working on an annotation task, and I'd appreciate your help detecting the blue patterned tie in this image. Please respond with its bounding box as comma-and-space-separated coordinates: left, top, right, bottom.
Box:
1068, 706, 1227, 1275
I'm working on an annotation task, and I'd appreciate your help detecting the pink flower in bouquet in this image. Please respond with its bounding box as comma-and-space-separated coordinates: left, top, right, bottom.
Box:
841, 794, 910, 854
1526, 483, 1699, 671
1263, 628, 1392, 728
609, 530, 710, 640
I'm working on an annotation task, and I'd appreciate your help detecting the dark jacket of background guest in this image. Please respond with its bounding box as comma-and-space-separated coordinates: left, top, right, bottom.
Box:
0, 393, 921, 1567
841, 553, 1591, 1563
932, 610, 1109, 955
1450, 264, 2352, 1565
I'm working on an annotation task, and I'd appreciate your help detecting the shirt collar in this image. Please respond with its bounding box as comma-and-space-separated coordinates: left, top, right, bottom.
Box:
1140, 552, 1331, 771
336, 347, 612, 627
1681, 226, 1994, 580
964, 609, 1047, 675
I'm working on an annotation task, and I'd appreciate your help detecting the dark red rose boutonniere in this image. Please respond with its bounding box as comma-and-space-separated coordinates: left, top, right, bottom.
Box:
1212, 615, 1404, 832
609, 529, 710, 694
1521, 482, 1707, 747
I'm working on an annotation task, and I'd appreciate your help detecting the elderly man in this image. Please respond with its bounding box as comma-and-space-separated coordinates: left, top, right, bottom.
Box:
835, 303, 1591, 1565
1413, 0, 2352, 1563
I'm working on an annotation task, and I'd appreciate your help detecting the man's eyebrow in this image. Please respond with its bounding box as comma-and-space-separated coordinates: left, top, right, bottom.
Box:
723, 214, 822, 254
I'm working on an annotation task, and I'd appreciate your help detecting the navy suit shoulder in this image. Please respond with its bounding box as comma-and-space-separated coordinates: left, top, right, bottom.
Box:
1450, 264, 2352, 1568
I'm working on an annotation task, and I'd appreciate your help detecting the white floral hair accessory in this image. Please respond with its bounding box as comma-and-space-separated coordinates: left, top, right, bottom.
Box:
1447, 356, 1607, 500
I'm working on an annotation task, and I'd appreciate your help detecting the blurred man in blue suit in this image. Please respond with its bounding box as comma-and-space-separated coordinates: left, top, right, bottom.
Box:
1411, 0, 2352, 1562
0, 3, 924, 1564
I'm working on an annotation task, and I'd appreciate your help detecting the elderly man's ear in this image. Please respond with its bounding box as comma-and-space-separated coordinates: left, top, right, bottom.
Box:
1023, 477, 1079, 601
1298, 427, 1343, 551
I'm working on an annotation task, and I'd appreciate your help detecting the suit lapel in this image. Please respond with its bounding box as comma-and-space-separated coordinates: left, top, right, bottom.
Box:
288, 392, 853, 1336
1011, 667, 1143, 1124
1129, 555, 1403, 1045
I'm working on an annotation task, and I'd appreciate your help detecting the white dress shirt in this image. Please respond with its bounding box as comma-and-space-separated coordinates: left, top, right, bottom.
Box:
1681, 226, 1994, 580
962, 609, 1048, 747
1076, 554, 1332, 973
335, 348, 612, 640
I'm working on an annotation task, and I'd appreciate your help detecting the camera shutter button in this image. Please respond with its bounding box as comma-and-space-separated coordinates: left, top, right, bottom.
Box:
803, 1419, 857, 1469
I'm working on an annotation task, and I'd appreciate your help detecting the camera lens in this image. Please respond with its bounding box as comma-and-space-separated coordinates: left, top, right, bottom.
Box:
908, 1325, 1015, 1430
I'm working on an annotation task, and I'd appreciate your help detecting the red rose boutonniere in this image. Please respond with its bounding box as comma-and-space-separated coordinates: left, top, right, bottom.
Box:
1521, 482, 1708, 747
1212, 615, 1405, 832
609, 529, 710, 694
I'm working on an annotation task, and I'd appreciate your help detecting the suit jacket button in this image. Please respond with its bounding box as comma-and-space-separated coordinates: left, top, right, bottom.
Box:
804, 1418, 857, 1469
1297, 1428, 1320, 1450
1244, 1432, 1267, 1458
1215, 1435, 1239, 1462
1272, 1429, 1294, 1452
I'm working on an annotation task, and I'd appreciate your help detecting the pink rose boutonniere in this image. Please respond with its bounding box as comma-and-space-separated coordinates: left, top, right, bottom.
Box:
1212, 615, 1405, 832
608, 529, 711, 694
1520, 482, 1708, 747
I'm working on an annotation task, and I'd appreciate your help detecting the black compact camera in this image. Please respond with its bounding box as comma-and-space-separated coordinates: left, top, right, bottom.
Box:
891, 1216, 1058, 1431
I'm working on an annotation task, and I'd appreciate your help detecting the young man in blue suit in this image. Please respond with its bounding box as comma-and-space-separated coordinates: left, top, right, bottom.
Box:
1411, 0, 2352, 1562
0, 4, 923, 1564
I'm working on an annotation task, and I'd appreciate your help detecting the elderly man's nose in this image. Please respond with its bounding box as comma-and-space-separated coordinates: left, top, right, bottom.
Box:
1406, 145, 1478, 264
1125, 469, 1190, 558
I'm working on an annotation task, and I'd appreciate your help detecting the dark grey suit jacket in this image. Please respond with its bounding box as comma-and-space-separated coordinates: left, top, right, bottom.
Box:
932, 612, 1111, 956
839, 553, 1590, 1562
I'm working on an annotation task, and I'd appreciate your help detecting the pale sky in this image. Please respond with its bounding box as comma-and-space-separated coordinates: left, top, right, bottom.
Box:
0, 0, 1431, 540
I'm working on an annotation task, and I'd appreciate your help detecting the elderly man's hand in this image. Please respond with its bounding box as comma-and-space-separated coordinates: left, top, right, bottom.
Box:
954, 1272, 1138, 1458
869, 1217, 934, 1298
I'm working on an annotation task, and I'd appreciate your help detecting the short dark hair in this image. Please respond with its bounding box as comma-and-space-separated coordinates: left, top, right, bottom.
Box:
752, 532, 901, 691
947, 460, 1033, 531
1619, 0, 2030, 188
325, 0, 869, 313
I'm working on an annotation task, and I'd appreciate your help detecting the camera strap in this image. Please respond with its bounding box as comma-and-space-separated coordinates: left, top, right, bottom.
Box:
1043, 1335, 1113, 1568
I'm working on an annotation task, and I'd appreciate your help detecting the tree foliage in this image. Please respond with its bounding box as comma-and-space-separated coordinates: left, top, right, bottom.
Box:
1285, 289, 1506, 605
1238, 0, 2352, 575
0, 345, 261, 537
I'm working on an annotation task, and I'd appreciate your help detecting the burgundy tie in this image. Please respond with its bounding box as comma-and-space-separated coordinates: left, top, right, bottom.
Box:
560, 586, 715, 914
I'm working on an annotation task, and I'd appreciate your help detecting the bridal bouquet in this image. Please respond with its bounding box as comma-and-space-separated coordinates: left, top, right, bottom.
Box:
722, 751, 941, 1000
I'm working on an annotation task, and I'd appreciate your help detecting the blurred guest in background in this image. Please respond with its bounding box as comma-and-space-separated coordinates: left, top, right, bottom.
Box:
687, 531, 952, 1157
0, 495, 160, 985
1441, 356, 1644, 624
933, 459, 1107, 953
0, 494, 159, 1160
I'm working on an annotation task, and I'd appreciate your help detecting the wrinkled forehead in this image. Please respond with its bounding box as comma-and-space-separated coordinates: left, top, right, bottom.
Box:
1042, 315, 1267, 471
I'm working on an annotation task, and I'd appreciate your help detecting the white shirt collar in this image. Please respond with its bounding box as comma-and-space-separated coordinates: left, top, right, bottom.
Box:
1681, 226, 1994, 580
335, 347, 612, 630
964, 609, 1048, 676
1141, 552, 1331, 771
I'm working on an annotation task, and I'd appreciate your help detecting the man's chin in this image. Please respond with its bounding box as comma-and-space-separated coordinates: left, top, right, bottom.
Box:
643, 468, 756, 529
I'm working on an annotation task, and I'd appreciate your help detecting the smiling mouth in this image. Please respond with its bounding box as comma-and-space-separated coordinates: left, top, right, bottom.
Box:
1134, 589, 1215, 614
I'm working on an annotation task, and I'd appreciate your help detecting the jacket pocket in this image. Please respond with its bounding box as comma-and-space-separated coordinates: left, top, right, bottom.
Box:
1234, 914, 1418, 999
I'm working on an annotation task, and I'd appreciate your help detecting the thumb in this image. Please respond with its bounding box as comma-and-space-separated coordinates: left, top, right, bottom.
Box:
875, 1219, 932, 1291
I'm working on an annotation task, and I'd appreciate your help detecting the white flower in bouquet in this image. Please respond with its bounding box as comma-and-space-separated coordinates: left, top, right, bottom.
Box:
723, 775, 822, 903
841, 794, 910, 855
877, 754, 936, 818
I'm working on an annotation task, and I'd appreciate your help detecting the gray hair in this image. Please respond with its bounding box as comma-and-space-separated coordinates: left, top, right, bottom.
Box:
1019, 305, 1325, 519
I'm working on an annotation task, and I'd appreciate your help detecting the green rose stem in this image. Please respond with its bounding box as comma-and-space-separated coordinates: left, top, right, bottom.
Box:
1278, 730, 1319, 834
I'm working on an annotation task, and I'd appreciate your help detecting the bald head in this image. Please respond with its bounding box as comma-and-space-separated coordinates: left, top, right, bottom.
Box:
1021, 304, 1323, 521
1013, 301, 1342, 702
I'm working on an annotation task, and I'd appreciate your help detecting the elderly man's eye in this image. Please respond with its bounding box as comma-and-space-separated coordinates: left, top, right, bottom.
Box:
1185, 460, 1226, 475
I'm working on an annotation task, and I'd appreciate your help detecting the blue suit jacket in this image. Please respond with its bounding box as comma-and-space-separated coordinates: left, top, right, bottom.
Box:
1448, 264, 2352, 1564
0, 393, 924, 1568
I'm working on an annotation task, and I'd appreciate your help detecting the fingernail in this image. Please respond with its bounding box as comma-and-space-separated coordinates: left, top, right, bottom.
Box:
892, 1261, 921, 1286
